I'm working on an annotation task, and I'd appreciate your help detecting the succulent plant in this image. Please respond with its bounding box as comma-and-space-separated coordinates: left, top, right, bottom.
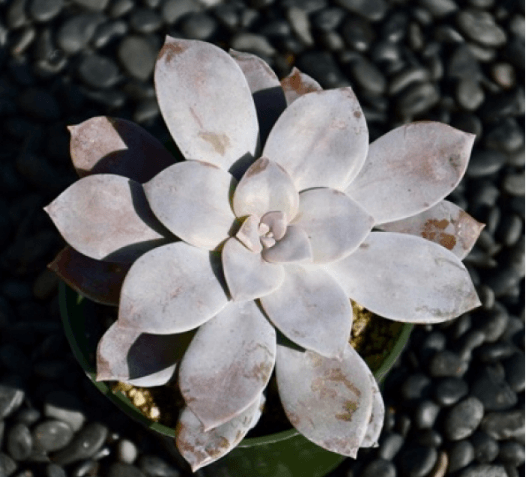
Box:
44, 38, 484, 471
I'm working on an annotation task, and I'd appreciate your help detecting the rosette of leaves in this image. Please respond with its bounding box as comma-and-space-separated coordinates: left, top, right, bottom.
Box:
44, 38, 484, 471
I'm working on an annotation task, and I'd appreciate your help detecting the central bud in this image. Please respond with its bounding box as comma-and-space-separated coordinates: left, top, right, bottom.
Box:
236, 211, 288, 253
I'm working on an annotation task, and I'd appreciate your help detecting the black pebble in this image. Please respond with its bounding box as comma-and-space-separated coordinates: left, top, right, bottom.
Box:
7, 423, 33, 461
443, 397, 485, 440
117, 36, 157, 81
56, 13, 105, 55
414, 400, 441, 429
77, 54, 120, 89
398, 445, 438, 477
51, 423, 108, 466
470, 365, 518, 411
32, 420, 74, 452
360, 458, 396, 477
129, 8, 162, 34
28, 0, 63, 22
470, 430, 499, 464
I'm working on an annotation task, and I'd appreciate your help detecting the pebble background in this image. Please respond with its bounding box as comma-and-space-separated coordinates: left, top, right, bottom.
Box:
0, 0, 524, 475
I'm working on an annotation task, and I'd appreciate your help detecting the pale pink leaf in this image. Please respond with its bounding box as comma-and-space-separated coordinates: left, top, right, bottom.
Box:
222, 237, 285, 301
154, 37, 259, 172
345, 122, 476, 224
291, 188, 374, 263
44, 174, 167, 262
325, 232, 481, 324
179, 300, 276, 430
261, 225, 312, 264
276, 344, 374, 458
378, 200, 485, 259
360, 373, 384, 448
96, 321, 194, 387
259, 264, 352, 358
68, 116, 176, 182
48, 246, 131, 307
230, 49, 287, 144
233, 157, 299, 222
263, 87, 368, 191
118, 242, 229, 333
280, 67, 322, 105
144, 161, 237, 251
176, 394, 265, 471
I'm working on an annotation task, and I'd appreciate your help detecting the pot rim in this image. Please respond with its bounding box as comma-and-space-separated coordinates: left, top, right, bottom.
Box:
59, 281, 413, 446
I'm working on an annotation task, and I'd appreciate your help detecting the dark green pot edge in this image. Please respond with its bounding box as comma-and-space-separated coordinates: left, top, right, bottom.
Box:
59, 282, 414, 474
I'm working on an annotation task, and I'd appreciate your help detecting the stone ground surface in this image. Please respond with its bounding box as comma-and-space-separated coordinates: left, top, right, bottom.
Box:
0, 0, 524, 476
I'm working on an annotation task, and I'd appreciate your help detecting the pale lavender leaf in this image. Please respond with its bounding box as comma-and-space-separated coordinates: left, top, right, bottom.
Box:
44, 174, 167, 262
261, 225, 312, 264
222, 237, 285, 301
233, 157, 299, 222
280, 67, 322, 105
263, 87, 368, 191
259, 264, 352, 358
144, 161, 237, 251
176, 394, 265, 471
345, 122, 476, 224
118, 242, 229, 333
48, 246, 131, 307
291, 188, 374, 263
154, 37, 259, 172
179, 300, 276, 430
325, 232, 481, 324
378, 200, 485, 259
276, 344, 374, 458
235, 215, 262, 253
360, 373, 384, 448
96, 321, 194, 387
260, 211, 287, 241
230, 49, 287, 144
68, 116, 176, 182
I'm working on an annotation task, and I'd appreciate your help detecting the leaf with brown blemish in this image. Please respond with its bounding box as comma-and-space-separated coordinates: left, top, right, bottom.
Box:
175, 394, 265, 471
360, 372, 384, 448
345, 122, 475, 224
276, 343, 374, 458
280, 67, 322, 105
378, 200, 484, 259
178, 300, 276, 430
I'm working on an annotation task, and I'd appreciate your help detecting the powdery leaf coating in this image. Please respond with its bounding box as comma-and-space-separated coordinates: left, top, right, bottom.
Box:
48, 246, 131, 307
360, 373, 384, 448
178, 300, 276, 430
261, 225, 312, 264
144, 161, 237, 251
325, 232, 481, 324
260, 264, 352, 358
280, 67, 322, 105
68, 116, 176, 182
230, 49, 287, 145
118, 242, 229, 334
96, 321, 193, 387
345, 122, 476, 224
276, 344, 374, 458
233, 157, 299, 222
377, 200, 485, 259
222, 237, 285, 302
291, 188, 375, 264
154, 37, 259, 173
44, 174, 166, 262
263, 87, 368, 191
176, 394, 264, 472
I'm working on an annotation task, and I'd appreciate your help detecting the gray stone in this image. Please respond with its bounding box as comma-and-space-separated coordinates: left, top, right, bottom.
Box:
444, 397, 485, 440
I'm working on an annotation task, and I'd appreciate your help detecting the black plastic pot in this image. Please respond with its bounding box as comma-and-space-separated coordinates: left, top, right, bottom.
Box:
59, 282, 413, 477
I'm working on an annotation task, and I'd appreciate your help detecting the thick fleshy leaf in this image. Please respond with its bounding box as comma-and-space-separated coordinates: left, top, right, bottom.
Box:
154, 37, 259, 173
276, 343, 374, 458
263, 87, 368, 191
325, 232, 481, 324
280, 67, 322, 105
68, 116, 176, 182
176, 394, 265, 472
179, 300, 276, 430
259, 264, 352, 358
345, 122, 476, 224
360, 373, 384, 448
96, 321, 194, 387
118, 242, 229, 333
48, 246, 131, 306
144, 161, 237, 251
291, 188, 374, 264
378, 200, 484, 259
222, 238, 284, 301
233, 157, 299, 221
44, 174, 167, 261
235, 215, 262, 253
230, 49, 287, 145
261, 225, 312, 264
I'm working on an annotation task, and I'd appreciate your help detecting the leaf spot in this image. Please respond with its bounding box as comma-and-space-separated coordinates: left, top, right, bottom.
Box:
198, 132, 231, 156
